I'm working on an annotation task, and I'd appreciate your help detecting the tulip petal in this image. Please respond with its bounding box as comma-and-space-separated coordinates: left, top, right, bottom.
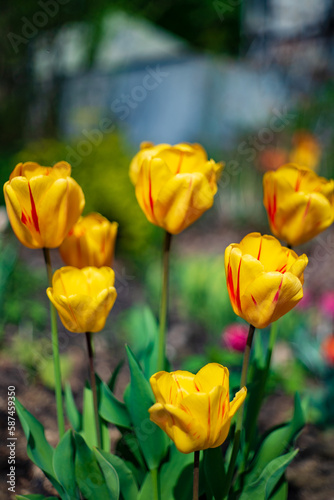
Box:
135, 158, 173, 225
4, 180, 42, 248
36, 176, 85, 248
156, 143, 208, 175
241, 271, 303, 329
275, 192, 334, 246
229, 387, 247, 418
239, 233, 289, 273
129, 143, 169, 184
194, 363, 229, 393
154, 172, 214, 234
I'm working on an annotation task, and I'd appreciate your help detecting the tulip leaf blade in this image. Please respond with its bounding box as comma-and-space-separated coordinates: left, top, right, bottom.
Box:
73, 432, 115, 500
268, 476, 288, 500
82, 384, 98, 449
203, 446, 226, 500
245, 393, 304, 484
99, 380, 132, 429
239, 449, 298, 500
137, 472, 156, 500
16, 496, 59, 500
94, 449, 120, 499
160, 444, 194, 500
125, 345, 169, 470
64, 383, 82, 432
15, 399, 63, 496
53, 430, 79, 500
94, 448, 139, 500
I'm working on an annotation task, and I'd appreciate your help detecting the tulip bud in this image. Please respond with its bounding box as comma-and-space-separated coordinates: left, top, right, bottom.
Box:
59, 213, 118, 268
46, 266, 117, 333
4, 161, 85, 249
149, 363, 246, 454
263, 163, 334, 246
130, 142, 223, 234
225, 233, 308, 329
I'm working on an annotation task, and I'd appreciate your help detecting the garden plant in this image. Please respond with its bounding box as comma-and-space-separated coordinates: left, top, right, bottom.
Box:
3, 141, 334, 500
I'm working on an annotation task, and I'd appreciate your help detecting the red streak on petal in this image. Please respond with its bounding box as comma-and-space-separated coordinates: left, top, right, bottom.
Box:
277, 263, 287, 273
148, 161, 154, 216
251, 294, 257, 306
21, 211, 28, 225
273, 279, 283, 303
303, 196, 312, 220
227, 264, 236, 307
176, 152, 184, 174
236, 259, 242, 312
257, 238, 262, 261
28, 183, 40, 233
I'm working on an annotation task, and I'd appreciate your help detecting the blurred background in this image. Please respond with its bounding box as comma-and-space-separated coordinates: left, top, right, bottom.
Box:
2, 1, 334, 498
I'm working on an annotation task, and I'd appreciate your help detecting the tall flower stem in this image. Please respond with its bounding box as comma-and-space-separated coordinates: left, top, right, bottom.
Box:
151, 468, 160, 500
240, 321, 278, 471
85, 332, 102, 449
157, 231, 172, 372
193, 450, 200, 500
43, 248, 65, 440
223, 324, 256, 499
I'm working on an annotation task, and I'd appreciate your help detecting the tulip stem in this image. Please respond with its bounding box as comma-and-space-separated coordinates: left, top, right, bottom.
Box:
157, 231, 172, 372
43, 248, 65, 440
223, 324, 256, 499
85, 331, 102, 449
240, 321, 278, 473
193, 450, 200, 500
151, 468, 160, 500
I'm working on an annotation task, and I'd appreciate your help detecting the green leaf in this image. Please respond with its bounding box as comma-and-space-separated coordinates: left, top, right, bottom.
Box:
15, 399, 63, 495
203, 446, 226, 500
101, 416, 111, 453
122, 307, 159, 379
160, 444, 193, 500
269, 476, 288, 500
94, 449, 139, 500
64, 383, 82, 431
74, 432, 114, 500
16, 496, 59, 500
99, 380, 132, 429
82, 384, 99, 448
137, 472, 156, 500
53, 430, 79, 500
108, 360, 124, 392
94, 449, 120, 499
239, 449, 298, 500
246, 393, 304, 484
125, 345, 169, 470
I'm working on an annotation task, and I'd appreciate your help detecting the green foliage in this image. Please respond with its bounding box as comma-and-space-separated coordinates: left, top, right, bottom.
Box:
145, 254, 235, 335
125, 345, 169, 470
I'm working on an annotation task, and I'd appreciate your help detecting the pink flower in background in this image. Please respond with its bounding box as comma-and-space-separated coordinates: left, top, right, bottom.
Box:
321, 336, 334, 365
222, 323, 248, 352
320, 291, 334, 319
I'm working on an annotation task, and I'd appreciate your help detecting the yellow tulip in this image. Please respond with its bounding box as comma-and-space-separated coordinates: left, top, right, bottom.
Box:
225, 233, 308, 329
4, 161, 85, 249
46, 266, 117, 333
289, 132, 321, 171
59, 213, 118, 268
149, 363, 246, 454
263, 164, 334, 246
130, 142, 222, 234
